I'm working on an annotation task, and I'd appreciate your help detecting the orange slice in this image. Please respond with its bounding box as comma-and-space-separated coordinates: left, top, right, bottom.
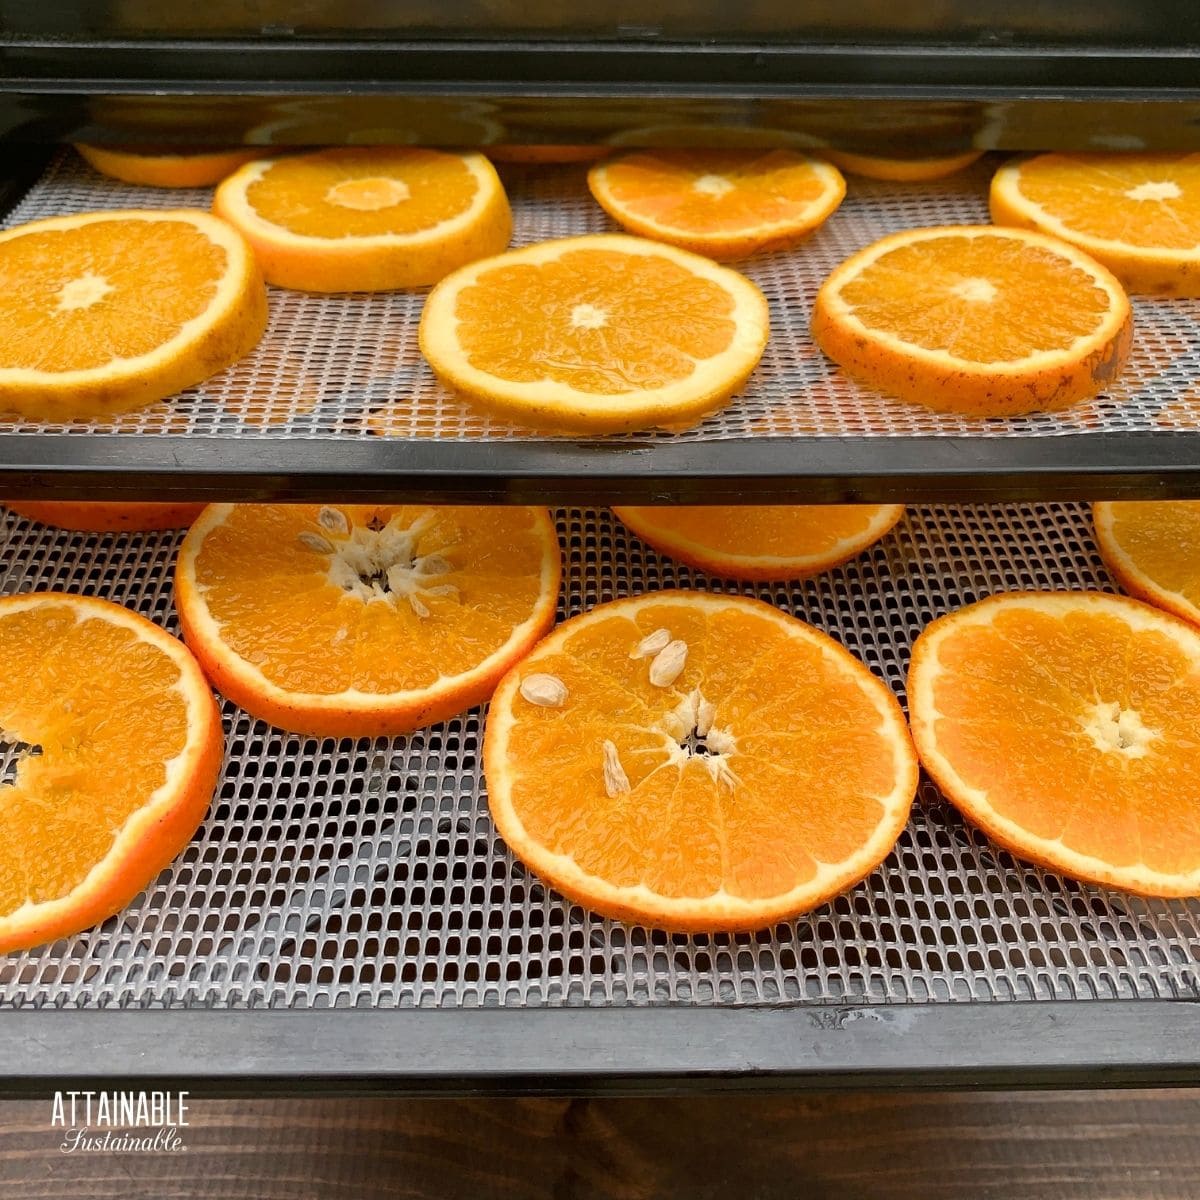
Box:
824, 149, 983, 182
75, 144, 259, 188
612, 504, 904, 580
487, 145, 607, 164
1094, 501, 1200, 628
990, 153, 1200, 295
419, 234, 770, 434
5, 501, 205, 532
811, 225, 1132, 417
175, 504, 561, 737
484, 591, 918, 931
0, 593, 223, 951
587, 150, 845, 260
213, 147, 512, 292
908, 591, 1200, 896
0, 209, 267, 423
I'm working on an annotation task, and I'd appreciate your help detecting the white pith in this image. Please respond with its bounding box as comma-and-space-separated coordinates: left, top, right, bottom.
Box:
692, 174, 735, 198
55, 271, 113, 312
1125, 180, 1182, 202
325, 176, 412, 210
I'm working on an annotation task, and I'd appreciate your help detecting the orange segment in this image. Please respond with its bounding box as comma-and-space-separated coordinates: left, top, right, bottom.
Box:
908, 591, 1200, 895
213, 148, 512, 292
174, 503, 561, 737
0, 209, 266, 422
5, 501, 205, 532
75, 144, 259, 188
824, 148, 983, 182
612, 504, 904, 580
0, 593, 222, 952
419, 233, 770, 434
588, 150, 845, 259
484, 591, 918, 931
1094, 501, 1200, 628
811, 224, 1132, 417
990, 153, 1200, 295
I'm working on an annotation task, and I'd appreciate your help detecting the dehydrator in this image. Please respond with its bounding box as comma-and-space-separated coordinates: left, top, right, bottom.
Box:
2, 4, 1200, 1094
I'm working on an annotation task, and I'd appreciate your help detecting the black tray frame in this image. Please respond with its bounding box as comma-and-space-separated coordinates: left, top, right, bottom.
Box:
1, 1002, 1199, 1097
3, 431, 1200, 506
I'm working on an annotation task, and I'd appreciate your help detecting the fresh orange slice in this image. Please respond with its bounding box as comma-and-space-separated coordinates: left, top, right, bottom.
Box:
990, 153, 1200, 295
487, 145, 607, 164
587, 150, 845, 260
419, 234, 770, 434
824, 148, 983, 182
908, 591, 1200, 896
1094, 501, 1200, 628
811, 225, 1132, 417
175, 504, 561, 738
0, 209, 267, 423
484, 591, 918, 931
75, 144, 260, 188
4, 501, 205, 532
0, 593, 223, 952
612, 504, 904, 580
213, 147, 512, 292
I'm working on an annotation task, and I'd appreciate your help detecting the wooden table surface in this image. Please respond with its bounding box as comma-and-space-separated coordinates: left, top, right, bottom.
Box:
2, 1090, 1197, 1199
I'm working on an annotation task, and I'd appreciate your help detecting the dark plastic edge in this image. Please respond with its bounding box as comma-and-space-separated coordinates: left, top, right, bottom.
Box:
5, 39, 1200, 95
0, 1002, 1198, 1097
0, 432, 1199, 505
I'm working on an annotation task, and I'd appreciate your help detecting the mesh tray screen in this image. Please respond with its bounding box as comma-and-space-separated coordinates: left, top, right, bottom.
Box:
1, 502, 1198, 1009
4, 150, 1200, 442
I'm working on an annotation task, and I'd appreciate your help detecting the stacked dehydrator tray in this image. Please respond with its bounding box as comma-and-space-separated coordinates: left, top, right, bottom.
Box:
3, 5, 1200, 1095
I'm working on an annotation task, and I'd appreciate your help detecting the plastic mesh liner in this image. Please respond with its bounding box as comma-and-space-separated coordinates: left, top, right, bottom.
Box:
3, 149, 1200, 441
1, 501, 1198, 1010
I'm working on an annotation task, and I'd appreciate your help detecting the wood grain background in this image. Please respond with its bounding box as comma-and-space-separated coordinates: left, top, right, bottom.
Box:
1, 1090, 1197, 1199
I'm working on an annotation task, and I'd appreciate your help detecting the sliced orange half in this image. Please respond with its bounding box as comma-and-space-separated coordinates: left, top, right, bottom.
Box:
990, 153, 1200, 295
908, 591, 1200, 896
5, 501, 205, 532
587, 150, 845, 260
0, 593, 223, 952
484, 591, 918, 931
824, 148, 983, 182
175, 504, 561, 738
213, 147, 512, 292
75, 144, 260, 188
1094, 501, 1200, 628
0, 209, 267, 423
811, 225, 1132, 417
419, 234, 770, 434
612, 504, 904, 580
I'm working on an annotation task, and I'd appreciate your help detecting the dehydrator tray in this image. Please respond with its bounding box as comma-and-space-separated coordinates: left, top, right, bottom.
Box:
4, 150, 1200, 505
3, 501, 1200, 1094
